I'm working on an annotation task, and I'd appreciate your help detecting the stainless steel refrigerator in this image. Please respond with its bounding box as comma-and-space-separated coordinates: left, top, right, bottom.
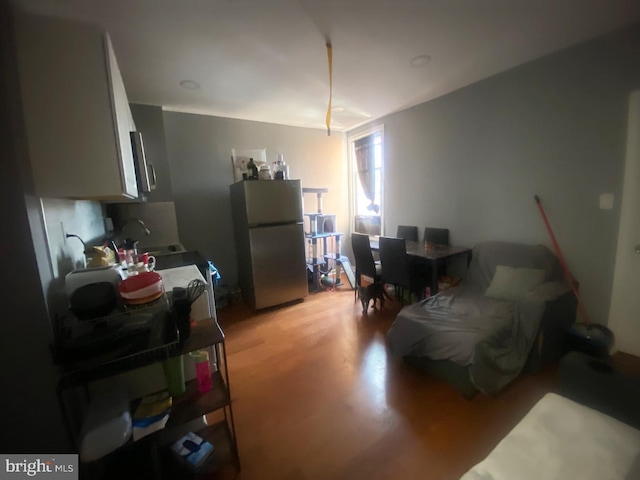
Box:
230, 179, 308, 309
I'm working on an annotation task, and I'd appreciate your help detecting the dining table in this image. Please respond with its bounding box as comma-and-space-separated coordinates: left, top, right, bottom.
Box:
370, 239, 472, 295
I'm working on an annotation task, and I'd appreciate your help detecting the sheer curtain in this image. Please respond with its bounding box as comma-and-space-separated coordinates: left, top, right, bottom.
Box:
354, 134, 378, 214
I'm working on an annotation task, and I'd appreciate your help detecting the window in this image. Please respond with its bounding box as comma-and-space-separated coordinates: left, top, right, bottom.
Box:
351, 127, 384, 236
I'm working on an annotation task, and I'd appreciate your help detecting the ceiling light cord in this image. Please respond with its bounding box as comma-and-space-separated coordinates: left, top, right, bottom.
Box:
326, 42, 332, 136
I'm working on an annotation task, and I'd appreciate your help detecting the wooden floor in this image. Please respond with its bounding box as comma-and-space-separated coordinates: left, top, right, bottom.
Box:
212, 285, 628, 480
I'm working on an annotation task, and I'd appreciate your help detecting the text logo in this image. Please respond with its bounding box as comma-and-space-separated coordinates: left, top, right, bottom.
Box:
1, 455, 77, 479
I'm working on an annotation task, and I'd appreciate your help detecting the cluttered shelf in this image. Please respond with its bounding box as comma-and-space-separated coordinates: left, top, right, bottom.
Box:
128, 390, 235, 478
57, 314, 239, 478
81, 418, 235, 479
129, 367, 230, 441
168, 370, 230, 428
55, 295, 181, 388
159, 420, 235, 478
55, 316, 224, 391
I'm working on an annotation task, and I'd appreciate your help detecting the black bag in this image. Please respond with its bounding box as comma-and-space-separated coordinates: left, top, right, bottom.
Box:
565, 323, 614, 358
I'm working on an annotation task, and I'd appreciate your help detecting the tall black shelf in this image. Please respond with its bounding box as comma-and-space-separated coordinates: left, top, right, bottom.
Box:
57, 316, 240, 479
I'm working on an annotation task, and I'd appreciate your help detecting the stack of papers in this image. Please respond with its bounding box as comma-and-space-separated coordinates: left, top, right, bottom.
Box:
132, 392, 171, 441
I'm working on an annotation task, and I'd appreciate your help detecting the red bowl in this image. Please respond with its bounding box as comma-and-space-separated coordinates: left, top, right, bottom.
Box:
118, 271, 162, 297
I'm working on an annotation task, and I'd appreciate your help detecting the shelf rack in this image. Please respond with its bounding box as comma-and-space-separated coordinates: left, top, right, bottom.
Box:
57, 318, 240, 479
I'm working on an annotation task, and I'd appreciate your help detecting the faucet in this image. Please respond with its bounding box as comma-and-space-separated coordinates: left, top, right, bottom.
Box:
115, 218, 151, 253
122, 218, 151, 236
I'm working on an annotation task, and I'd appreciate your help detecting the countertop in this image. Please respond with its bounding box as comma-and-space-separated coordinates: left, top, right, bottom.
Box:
153, 251, 208, 278
157, 264, 211, 323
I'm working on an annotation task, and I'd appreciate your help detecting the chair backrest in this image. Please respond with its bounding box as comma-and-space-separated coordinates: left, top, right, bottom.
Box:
378, 236, 410, 288
351, 232, 377, 278
396, 225, 418, 242
424, 227, 450, 245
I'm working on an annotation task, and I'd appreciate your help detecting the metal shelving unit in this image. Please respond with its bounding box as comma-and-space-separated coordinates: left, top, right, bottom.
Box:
56, 317, 240, 479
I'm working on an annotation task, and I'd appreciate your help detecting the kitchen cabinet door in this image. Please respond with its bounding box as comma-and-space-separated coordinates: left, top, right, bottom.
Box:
130, 104, 173, 202
15, 12, 139, 200
106, 36, 139, 199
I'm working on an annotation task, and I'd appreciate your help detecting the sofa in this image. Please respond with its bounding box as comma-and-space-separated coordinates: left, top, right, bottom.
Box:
386, 241, 577, 397
460, 352, 640, 480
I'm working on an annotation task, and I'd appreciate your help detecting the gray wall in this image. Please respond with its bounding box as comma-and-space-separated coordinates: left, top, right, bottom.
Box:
1, 0, 70, 452
162, 112, 346, 286
349, 25, 640, 325
41, 198, 105, 318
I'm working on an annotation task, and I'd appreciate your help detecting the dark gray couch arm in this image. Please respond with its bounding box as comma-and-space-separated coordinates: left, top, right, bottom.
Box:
558, 351, 640, 430
525, 290, 577, 372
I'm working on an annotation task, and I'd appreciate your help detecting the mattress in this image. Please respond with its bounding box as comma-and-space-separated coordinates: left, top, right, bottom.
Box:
460, 393, 640, 480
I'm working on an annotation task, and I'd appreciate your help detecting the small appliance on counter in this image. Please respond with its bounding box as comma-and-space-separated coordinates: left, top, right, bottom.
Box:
65, 266, 125, 320
65, 265, 124, 299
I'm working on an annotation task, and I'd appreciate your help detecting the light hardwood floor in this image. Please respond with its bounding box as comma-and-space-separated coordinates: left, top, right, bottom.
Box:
213, 285, 609, 480
214, 285, 557, 480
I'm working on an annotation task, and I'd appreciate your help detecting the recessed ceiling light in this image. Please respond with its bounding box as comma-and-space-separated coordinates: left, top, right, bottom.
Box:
179, 80, 200, 90
410, 55, 432, 68
331, 106, 344, 113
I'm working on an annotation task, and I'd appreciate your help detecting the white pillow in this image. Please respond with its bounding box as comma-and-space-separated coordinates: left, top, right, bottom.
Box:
484, 265, 546, 301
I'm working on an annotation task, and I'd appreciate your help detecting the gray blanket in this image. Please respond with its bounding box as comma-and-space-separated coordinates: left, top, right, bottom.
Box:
386, 241, 570, 393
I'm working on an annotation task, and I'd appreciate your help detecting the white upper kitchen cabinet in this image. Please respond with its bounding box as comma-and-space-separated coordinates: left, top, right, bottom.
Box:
15, 12, 139, 200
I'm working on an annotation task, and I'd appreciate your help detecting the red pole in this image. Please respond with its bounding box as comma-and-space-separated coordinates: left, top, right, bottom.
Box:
534, 195, 592, 325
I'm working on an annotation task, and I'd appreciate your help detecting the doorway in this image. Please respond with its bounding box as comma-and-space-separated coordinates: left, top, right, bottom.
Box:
608, 90, 640, 356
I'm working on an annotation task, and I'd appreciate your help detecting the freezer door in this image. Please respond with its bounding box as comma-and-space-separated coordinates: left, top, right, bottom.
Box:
243, 179, 303, 226
249, 222, 308, 309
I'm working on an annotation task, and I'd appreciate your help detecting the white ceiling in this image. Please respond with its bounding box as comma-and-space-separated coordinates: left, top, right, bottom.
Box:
13, 0, 640, 131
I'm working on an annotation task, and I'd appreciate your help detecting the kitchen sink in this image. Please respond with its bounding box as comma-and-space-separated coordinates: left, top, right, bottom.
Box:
138, 243, 186, 256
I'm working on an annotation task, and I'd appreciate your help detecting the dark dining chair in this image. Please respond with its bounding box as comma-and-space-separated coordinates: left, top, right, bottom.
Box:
378, 236, 427, 304
351, 232, 382, 300
396, 225, 418, 242
424, 227, 450, 245
424, 226, 450, 280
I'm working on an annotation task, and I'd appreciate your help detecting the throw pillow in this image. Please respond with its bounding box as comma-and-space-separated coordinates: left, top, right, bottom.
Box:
484, 265, 546, 301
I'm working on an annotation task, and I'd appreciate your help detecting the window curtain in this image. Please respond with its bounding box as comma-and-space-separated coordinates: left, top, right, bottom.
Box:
354, 134, 378, 213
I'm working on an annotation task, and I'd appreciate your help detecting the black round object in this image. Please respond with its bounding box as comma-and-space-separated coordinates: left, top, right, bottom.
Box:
566, 323, 614, 358
69, 282, 117, 320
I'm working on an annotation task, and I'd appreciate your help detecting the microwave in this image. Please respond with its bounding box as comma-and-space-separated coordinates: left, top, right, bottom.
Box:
130, 131, 157, 193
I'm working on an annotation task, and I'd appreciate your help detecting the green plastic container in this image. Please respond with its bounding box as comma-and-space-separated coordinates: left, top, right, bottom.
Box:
162, 355, 186, 396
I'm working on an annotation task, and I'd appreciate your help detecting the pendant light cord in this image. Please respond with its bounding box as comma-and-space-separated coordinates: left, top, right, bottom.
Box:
326, 42, 332, 136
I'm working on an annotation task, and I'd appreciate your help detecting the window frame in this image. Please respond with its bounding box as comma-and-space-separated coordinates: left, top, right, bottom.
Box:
348, 124, 385, 238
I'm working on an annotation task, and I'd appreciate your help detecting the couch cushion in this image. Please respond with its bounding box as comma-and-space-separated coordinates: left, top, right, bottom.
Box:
484, 265, 546, 301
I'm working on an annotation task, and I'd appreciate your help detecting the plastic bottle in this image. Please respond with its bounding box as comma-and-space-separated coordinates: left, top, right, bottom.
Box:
274, 154, 289, 179
258, 164, 272, 180
190, 350, 212, 393
247, 158, 258, 179
233, 156, 243, 182
241, 160, 248, 180
162, 356, 186, 396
